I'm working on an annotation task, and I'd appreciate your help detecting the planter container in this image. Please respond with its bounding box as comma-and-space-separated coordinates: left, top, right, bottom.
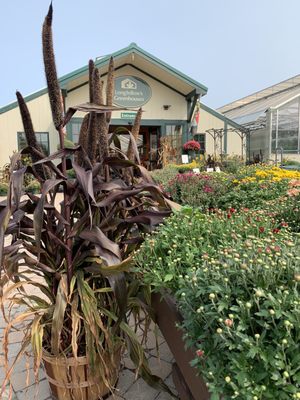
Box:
43, 347, 121, 400
152, 292, 210, 400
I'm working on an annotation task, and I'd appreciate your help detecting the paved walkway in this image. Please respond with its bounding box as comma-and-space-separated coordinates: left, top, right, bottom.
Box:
0, 305, 177, 400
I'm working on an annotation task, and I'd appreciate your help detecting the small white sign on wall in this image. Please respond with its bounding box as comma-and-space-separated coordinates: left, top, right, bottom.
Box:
181, 154, 189, 164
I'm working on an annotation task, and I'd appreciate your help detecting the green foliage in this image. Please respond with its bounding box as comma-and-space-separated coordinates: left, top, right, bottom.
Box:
136, 208, 300, 399
55, 137, 74, 152
221, 155, 245, 174
136, 207, 286, 292
267, 195, 300, 233
25, 179, 41, 193
218, 179, 289, 210
0, 182, 8, 196
67, 168, 76, 178
150, 164, 178, 188
282, 159, 300, 167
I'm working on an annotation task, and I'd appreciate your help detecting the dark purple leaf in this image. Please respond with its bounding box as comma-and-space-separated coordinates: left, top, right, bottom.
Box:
96, 179, 127, 191
33, 179, 64, 254
124, 210, 171, 226
95, 188, 143, 207
12, 167, 26, 208
136, 165, 155, 183
79, 226, 121, 260
127, 131, 141, 165
107, 272, 127, 328
34, 147, 80, 165
104, 157, 136, 168
73, 162, 96, 204
0, 206, 12, 267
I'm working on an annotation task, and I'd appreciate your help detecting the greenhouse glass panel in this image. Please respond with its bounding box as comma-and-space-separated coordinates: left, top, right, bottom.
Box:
276, 99, 299, 152
271, 110, 277, 152
249, 128, 269, 160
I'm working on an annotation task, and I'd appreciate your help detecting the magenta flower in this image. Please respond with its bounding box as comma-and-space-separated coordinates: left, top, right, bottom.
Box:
183, 140, 201, 151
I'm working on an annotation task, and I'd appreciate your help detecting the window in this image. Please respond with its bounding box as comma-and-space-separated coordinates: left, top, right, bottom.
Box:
166, 124, 182, 137
69, 120, 82, 144
17, 132, 50, 156
271, 99, 300, 153
164, 124, 183, 164
194, 133, 205, 154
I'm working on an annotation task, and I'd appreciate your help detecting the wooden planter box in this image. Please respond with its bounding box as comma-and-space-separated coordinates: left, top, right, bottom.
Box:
152, 292, 210, 400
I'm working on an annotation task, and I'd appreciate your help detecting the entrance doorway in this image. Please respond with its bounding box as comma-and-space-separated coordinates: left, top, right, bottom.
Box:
109, 125, 161, 170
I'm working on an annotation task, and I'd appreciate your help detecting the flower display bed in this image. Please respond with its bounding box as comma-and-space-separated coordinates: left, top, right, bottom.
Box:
137, 192, 300, 399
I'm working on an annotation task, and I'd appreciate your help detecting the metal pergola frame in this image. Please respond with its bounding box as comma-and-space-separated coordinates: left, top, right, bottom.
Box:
199, 121, 266, 162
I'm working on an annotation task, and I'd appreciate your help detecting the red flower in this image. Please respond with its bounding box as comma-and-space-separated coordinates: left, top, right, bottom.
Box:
229, 208, 236, 213
183, 140, 201, 151
204, 186, 213, 193
259, 226, 265, 233
196, 349, 204, 358
227, 213, 232, 219
273, 228, 280, 234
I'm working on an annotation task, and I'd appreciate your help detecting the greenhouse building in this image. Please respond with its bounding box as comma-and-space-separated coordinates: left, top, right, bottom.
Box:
0, 43, 244, 169
218, 74, 300, 163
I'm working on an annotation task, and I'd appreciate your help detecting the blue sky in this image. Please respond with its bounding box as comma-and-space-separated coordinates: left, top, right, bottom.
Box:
1, 0, 299, 109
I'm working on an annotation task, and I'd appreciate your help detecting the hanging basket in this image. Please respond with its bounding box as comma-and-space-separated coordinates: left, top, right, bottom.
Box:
43, 347, 122, 400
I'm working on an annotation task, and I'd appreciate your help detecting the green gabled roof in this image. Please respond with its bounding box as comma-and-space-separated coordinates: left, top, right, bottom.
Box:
200, 102, 243, 130
0, 43, 208, 115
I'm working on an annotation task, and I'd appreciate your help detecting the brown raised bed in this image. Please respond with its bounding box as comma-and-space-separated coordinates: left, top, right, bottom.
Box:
152, 292, 210, 400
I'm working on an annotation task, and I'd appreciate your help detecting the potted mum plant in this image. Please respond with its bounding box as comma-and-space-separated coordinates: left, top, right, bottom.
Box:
183, 140, 201, 161
0, 4, 175, 399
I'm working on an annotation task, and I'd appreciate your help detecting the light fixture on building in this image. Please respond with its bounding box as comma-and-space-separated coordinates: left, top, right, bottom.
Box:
163, 105, 171, 110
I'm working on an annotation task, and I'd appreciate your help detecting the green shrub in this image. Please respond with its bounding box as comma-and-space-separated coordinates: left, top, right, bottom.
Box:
25, 179, 41, 193
67, 168, 76, 178
150, 164, 178, 188
218, 179, 289, 210
0, 182, 8, 196
221, 155, 245, 174
282, 159, 300, 167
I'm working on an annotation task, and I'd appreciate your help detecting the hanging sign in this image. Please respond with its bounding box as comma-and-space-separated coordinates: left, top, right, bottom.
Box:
121, 112, 137, 119
113, 76, 152, 107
